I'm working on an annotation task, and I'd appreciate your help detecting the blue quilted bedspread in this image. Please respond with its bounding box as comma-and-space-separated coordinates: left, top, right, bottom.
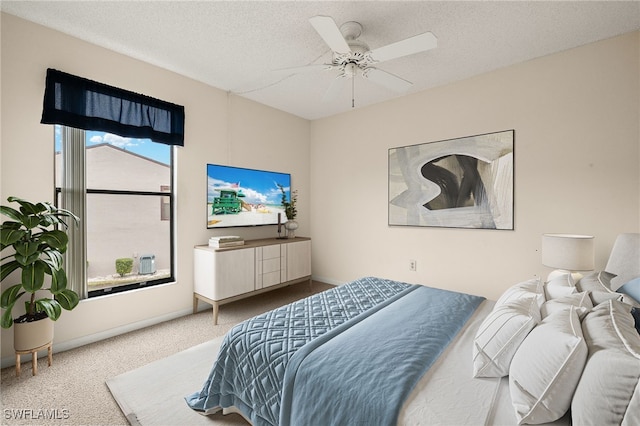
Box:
185, 277, 484, 425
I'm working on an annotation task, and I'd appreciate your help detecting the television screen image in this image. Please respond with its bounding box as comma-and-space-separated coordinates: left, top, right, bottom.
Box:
207, 164, 291, 228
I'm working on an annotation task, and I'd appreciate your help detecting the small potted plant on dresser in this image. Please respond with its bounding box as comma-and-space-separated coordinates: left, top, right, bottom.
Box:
278, 185, 298, 238
0, 196, 80, 374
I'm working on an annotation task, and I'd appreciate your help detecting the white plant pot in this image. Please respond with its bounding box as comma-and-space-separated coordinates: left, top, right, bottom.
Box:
14, 317, 54, 352
284, 220, 298, 239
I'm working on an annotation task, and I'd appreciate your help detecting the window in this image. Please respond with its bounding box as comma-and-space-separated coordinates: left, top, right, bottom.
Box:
55, 126, 175, 296
42, 68, 183, 298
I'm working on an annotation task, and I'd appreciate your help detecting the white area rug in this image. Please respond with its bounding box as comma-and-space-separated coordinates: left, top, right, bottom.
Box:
106, 337, 247, 425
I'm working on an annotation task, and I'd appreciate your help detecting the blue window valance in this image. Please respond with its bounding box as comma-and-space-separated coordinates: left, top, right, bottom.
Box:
41, 68, 185, 146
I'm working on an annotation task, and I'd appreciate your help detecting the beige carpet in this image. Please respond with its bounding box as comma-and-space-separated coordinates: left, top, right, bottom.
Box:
0, 281, 333, 425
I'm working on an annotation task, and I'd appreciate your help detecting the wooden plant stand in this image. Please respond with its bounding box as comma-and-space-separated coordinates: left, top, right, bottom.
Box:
15, 341, 52, 376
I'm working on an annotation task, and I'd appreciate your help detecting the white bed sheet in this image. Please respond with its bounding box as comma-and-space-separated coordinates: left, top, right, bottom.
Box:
399, 299, 570, 426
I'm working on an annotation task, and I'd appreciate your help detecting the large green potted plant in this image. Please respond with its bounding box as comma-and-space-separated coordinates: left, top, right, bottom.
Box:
0, 196, 80, 351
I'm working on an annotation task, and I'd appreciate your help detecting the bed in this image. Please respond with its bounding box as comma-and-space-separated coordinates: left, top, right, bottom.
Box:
186, 233, 640, 425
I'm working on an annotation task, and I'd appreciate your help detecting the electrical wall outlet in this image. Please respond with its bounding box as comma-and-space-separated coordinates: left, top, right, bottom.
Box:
409, 259, 417, 271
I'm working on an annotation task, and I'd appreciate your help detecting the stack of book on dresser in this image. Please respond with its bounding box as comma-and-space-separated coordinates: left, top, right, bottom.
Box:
209, 236, 244, 248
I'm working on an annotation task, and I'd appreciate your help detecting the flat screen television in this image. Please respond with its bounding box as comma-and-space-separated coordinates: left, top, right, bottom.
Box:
207, 163, 291, 229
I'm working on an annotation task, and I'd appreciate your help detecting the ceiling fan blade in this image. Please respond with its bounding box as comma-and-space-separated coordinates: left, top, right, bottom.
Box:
322, 76, 348, 102
368, 32, 437, 63
272, 64, 334, 75
309, 15, 351, 54
363, 68, 413, 92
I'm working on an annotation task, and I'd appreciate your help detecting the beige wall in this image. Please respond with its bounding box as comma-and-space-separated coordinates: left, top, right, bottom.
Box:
310, 31, 640, 299
0, 14, 310, 363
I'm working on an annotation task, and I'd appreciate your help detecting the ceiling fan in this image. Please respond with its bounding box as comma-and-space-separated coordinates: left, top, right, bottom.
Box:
276, 15, 438, 104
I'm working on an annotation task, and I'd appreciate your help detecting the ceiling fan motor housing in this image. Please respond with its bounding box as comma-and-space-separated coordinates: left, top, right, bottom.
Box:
332, 21, 373, 77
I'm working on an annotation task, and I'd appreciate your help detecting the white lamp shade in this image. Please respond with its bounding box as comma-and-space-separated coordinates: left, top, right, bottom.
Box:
542, 234, 595, 271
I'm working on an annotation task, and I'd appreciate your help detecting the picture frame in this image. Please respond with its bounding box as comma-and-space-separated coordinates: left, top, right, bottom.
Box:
388, 130, 514, 230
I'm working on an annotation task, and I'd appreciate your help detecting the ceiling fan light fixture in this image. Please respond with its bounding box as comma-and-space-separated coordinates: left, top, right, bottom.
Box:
344, 62, 358, 77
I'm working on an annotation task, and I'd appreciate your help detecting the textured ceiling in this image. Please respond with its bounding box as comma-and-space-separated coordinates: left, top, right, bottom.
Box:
2, 1, 639, 120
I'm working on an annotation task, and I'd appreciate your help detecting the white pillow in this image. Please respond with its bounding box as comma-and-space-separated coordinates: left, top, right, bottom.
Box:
540, 291, 593, 319
573, 271, 638, 307
576, 271, 616, 293
544, 273, 576, 300
473, 296, 540, 378
496, 277, 544, 308
571, 300, 640, 425
509, 306, 587, 424
589, 290, 624, 306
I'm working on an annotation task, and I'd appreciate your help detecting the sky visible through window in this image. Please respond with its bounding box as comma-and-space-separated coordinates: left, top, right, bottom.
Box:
54, 126, 170, 165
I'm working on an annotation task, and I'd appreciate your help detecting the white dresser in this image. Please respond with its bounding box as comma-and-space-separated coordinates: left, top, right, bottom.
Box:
193, 237, 311, 324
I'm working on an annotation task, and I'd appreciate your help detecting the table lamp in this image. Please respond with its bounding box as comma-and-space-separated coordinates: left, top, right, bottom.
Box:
542, 234, 595, 281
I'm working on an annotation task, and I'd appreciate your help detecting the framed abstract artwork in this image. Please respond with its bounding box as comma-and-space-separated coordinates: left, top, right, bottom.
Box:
388, 130, 514, 230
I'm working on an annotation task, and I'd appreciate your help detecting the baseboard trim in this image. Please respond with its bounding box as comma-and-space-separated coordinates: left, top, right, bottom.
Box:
312, 275, 345, 286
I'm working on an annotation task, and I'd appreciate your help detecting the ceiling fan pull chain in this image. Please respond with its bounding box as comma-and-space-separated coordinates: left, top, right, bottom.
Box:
352, 76, 355, 108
